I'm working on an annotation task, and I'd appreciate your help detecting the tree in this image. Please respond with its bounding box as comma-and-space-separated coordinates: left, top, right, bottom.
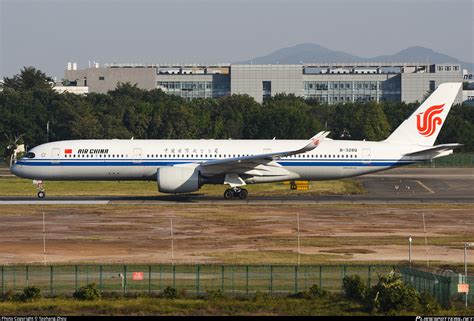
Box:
360, 102, 391, 141
2, 67, 474, 162
2, 67, 52, 91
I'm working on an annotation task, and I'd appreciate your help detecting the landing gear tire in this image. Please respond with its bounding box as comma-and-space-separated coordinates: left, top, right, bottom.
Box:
224, 187, 248, 200
34, 180, 45, 199
224, 189, 234, 199
238, 189, 248, 200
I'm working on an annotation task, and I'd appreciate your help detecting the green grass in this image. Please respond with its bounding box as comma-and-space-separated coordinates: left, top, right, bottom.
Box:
0, 177, 365, 197
0, 296, 361, 316
0, 295, 472, 316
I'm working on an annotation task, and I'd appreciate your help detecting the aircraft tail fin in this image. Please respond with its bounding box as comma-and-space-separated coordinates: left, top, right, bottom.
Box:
384, 82, 461, 146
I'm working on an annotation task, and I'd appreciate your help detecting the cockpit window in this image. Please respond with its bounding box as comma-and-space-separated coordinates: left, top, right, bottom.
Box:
24, 152, 36, 159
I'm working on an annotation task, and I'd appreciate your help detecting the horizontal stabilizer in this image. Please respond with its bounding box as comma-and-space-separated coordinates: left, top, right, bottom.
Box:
404, 143, 463, 156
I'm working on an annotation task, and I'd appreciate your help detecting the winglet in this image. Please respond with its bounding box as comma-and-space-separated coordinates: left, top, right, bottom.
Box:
301, 131, 330, 152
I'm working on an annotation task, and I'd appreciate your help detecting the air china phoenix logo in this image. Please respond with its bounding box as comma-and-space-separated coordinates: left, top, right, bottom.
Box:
416, 104, 445, 137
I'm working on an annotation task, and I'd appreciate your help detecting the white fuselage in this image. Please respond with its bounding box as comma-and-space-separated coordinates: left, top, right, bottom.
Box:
11, 139, 427, 183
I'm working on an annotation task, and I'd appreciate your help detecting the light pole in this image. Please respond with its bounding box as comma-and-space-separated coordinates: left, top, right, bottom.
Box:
297, 213, 300, 266
408, 235, 413, 268
464, 242, 473, 308
170, 218, 174, 265
43, 212, 46, 266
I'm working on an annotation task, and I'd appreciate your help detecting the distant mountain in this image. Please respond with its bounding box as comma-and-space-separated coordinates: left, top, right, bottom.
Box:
239, 43, 474, 71
241, 43, 360, 64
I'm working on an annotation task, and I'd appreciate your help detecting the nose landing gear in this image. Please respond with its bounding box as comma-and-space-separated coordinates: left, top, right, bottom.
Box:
34, 180, 46, 199
224, 187, 248, 200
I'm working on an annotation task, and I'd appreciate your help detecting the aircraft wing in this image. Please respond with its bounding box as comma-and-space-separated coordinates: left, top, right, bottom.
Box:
198, 131, 329, 176
404, 143, 463, 156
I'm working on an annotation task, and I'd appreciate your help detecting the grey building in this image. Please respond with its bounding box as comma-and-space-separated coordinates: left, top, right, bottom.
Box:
64, 62, 463, 104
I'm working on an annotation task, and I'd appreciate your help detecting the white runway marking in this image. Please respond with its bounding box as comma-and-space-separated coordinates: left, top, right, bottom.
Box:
0, 200, 110, 205
415, 180, 435, 194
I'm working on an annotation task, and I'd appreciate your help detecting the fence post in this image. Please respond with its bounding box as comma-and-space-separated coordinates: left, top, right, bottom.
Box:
159, 265, 162, 290
319, 266, 322, 289
196, 265, 200, 295
172, 265, 176, 289
13, 266, 16, 292
50, 265, 53, 295
99, 265, 103, 291
295, 265, 298, 293
123, 265, 127, 295
269, 266, 273, 294
148, 265, 151, 295
304, 266, 307, 290
231, 266, 235, 294
26, 265, 29, 287
221, 266, 224, 292
246, 266, 249, 295
368, 266, 371, 288
340, 265, 344, 285
75, 265, 78, 291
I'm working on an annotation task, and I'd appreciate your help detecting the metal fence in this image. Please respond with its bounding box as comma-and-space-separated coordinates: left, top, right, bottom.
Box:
414, 153, 474, 167
0, 264, 393, 296
400, 267, 474, 307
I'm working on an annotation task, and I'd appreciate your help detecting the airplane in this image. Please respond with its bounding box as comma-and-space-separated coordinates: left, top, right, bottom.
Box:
11, 82, 462, 200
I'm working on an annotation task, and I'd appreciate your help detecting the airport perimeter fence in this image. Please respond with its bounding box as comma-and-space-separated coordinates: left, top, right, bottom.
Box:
413, 153, 474, 167
1, 264, 471, 306
400, 267, 474, 308
0, 264, 393, 297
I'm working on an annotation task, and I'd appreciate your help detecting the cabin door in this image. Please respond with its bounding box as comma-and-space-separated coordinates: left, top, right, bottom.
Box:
133, 148, 143, 164
51, 148, 60, 164
361, 148, 371, 165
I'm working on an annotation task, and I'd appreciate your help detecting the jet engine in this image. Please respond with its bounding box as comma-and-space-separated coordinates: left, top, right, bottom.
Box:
157, 167, 203, 193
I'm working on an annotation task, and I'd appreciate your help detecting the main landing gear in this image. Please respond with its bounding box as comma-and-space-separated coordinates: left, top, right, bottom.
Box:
34, 180, 46, 199
224, 187, 248, 200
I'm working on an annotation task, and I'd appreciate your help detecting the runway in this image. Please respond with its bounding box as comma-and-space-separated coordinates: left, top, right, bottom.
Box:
1, 168, 473, 205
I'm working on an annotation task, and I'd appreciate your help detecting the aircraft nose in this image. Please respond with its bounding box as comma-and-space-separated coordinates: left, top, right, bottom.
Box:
10, 162, 24, 177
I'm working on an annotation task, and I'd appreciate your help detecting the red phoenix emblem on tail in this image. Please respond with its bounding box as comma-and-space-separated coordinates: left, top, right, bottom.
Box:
416, 104, 445, 137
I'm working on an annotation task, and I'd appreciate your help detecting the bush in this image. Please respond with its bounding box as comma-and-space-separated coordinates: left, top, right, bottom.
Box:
308, 284, 327, 298
73, 283, 101, 301
162, 286, 178, 299
342, 275, 366, 301
20, 286, 41, 302
365, 271, 420, 313
178, 288, 187, 299
0, 289, 16, 301
419, 292, 441, 314
206, 289, 225, 299
253, 291, 271, 302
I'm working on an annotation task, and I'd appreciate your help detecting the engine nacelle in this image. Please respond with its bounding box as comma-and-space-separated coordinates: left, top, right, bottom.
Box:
157, 167, 202, 193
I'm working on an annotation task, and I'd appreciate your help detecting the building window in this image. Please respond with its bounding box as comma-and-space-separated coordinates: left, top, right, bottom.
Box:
99, 76, 105, 80
262, 81, 271, 99
429, 80, 436, 92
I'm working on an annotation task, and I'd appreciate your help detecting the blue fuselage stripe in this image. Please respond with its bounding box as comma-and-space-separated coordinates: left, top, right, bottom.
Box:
15, 159, 418, 167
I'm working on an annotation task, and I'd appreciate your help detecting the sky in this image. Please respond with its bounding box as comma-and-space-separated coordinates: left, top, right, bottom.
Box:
1, 0, 473, 78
